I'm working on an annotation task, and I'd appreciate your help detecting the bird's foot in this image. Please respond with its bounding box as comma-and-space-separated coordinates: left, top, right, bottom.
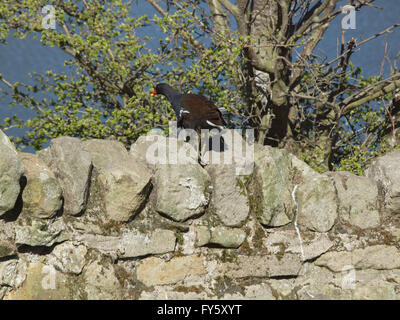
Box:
197, 156, 207, 167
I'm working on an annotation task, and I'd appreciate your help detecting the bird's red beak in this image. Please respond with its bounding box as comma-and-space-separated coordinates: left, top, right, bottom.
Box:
151, 89, 157, 96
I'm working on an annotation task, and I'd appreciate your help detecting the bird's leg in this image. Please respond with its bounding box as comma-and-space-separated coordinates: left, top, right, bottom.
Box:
200, 134, 208, 157
197, 131, 207, 166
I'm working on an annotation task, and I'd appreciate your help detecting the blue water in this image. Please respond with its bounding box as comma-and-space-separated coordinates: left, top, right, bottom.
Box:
0, 1, 399, 153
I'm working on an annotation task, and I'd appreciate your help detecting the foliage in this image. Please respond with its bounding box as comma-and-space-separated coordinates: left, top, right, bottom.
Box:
0, 0, 399, 175
0, 0, 243, 148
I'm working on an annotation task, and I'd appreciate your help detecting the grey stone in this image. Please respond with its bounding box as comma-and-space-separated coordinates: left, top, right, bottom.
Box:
139, 287, 208, 300
82, 139, 152, 222
119, 229, 176, 258
130, 133, 198, 170
294, 263, 353, 300
73, 233, 120, 256
38, 137, 92, 216
263, 230, 334, 261
154, 164, 211, 222
295, 263, 400, 300
83, 257, 124, 300
365, 150, 400, 214
74, 229, 176, 258
0, 239, 17, 258
242, 283, 275, 300
253, 145, 296, 227
195, 226, 212, 247
131, 134, 211, 222
220, 253, 302, 278
329, 171, 380, 229
0, 259, 27, 289
206, 164, 249, 227
136, 255, 207, 286
49, 242, 87, 275
0, 130, 24, 216
14, 217, 67, 247
4, 262, 72, 300
0, 220, 16, 258
18, 153, 63, 219
315, 245, 400, 272
209, 226, 246, 248
292, 157, 338, 232
194, 225, 246, 248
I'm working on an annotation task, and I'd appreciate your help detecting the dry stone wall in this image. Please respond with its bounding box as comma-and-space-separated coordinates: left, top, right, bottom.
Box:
1, 128, 400, 300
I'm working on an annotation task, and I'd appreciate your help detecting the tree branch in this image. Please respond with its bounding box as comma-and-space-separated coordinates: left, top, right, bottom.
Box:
215, 0, 240, 18
342, 73, 400, 114
146, 0, 205, 49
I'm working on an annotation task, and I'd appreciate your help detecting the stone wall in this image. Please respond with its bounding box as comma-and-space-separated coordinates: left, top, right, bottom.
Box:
1, 128, 400, 300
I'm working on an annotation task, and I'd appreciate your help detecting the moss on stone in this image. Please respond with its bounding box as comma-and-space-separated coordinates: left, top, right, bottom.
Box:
0, 242, 16, 258
214, 275, 244, 298
220, 249, 237, 263
174, 285, 205, 294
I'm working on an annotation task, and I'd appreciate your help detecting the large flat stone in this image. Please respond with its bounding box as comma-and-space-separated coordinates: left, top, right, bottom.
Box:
136, 256, 207, 286
219, 253, 302, 278
315, 245, 400, 272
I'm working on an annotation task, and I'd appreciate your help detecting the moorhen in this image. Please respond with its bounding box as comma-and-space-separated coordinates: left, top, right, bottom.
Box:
152, 83, 226, 131
152, 83, 226, 163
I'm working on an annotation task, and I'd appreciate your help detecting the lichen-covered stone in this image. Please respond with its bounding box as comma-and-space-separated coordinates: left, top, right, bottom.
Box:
0, 240, 17, 258
2, 127, 400, 300
130, 133, 198, 170
253, 145, 295, 227
292, 157, 338, 232
206, 164, 250, 227
210, 226, 246, 248
219, 253, 302, 278
136, 256, 207, 287
18, 152, 63, 219
119, 229, 176, 258
0, 259, 27, 290
263, 230, 334, 261
74, 229, 176, 259
48, 242, 87, 275
82, 257, 124, 300
37, 137, 92, 216
4, 262, 72, 300
315, 245, 400, 272
154, 164, 211, 222
14, 217, 67, 247
365, 150, 400, 214
0, 130, 24, 217
82, 139, 152, 222
195, 226, 211, 247
329, 171, 380, 229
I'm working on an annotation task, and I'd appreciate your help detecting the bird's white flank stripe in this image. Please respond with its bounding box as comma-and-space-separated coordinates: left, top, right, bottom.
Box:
179, 109, 190, 117
206, 120, 224, 130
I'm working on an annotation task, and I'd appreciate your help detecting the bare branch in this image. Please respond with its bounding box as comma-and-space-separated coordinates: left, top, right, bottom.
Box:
325, 23, 400, 68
